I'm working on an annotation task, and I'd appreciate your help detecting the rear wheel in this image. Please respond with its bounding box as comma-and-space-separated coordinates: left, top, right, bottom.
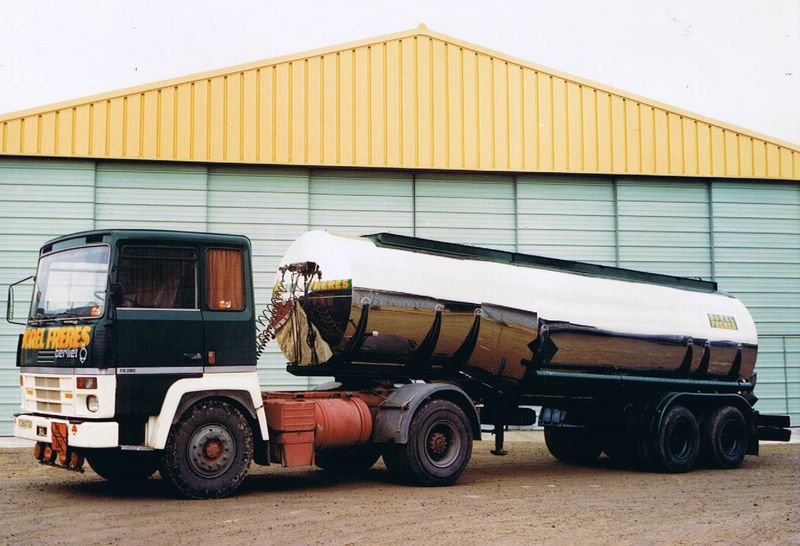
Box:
87, 449, 159, 484
544, 426, 603, 464
647, 405, 699, 473
700, 405, 747, 469
382, 399, 472, 486
315, 444, 381, 474
603, 432, 649, 468
161, 399, 253, 499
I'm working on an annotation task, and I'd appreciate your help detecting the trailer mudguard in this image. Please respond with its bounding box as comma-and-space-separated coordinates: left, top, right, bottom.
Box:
638, 391, 758, 454
371, 383, 481, 444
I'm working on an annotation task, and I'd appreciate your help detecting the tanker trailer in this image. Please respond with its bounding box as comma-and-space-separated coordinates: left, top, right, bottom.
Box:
270, 231, 790, 474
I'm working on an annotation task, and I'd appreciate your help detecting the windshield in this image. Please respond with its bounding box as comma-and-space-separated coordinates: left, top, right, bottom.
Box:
30, 245, 110, 320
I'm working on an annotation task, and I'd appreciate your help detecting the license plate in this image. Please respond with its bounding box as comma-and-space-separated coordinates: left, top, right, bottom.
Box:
17, 418, 32, 430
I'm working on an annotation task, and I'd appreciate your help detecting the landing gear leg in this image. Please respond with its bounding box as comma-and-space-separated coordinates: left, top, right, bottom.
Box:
490, 423, 508, 456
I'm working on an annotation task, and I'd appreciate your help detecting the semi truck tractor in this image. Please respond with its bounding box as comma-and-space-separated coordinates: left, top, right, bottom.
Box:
9, 229, 791, 498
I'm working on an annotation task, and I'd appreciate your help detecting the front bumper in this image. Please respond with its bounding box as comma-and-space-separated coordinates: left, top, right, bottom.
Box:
13, 413, 119, 448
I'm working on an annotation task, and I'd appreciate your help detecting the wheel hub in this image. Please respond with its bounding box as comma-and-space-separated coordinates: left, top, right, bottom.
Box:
720, 420, 742, 456
188, 424, 235, 478
668, 421, 692, 460
428, 432, 448, 455
424, 421, 462, 468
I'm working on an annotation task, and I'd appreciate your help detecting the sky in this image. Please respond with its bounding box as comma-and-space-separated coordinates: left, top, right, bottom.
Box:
1, 0, 798, 147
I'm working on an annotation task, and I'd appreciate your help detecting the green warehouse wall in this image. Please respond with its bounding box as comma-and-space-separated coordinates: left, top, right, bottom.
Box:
0, 158, 797, 435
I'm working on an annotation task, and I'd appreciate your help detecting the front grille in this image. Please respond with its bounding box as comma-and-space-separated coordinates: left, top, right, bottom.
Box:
36, 401, 62, 412
24, 374, 72, 415
37, 350, 55, 365
36, 389, 60, 401
35, 376, 59, 388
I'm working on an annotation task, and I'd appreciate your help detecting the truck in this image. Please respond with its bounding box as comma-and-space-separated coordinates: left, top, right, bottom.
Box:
9, 229, 791, 498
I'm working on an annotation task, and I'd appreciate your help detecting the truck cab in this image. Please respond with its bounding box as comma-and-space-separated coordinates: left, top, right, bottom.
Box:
11, 230, 269, 496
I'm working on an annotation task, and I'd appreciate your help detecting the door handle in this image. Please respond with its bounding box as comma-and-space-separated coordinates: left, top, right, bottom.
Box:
182, 352, 203, 365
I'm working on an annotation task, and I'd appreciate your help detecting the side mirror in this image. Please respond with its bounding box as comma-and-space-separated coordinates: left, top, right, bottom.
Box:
110, 283, 125, 307
7, 275, 33, 326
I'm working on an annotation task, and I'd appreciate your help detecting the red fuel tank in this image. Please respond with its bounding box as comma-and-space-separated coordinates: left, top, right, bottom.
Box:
312, 396, 372, 450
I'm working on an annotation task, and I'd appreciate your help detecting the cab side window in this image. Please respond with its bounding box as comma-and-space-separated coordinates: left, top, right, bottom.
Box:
206, 248, 245, 311
117, 247, 198, 309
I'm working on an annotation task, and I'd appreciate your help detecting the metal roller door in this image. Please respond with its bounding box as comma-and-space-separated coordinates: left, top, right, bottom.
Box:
206, 166, 311, 389
95, 162, 208, 231
711, 182, 800, 422
0, 159, 797, 433
617, 179, 712, 278
516, 175, 616, 265
415, 173, 515, 250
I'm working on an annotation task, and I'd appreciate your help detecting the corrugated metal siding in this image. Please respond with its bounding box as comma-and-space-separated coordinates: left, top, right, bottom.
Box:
617, 179, 712, 278
0, 160, 96, 434
2, 27, 798, 180
517, 176, 616, 265
0, 158, 798, 434
95, 162, 209, 231
710, 182, 800, 421
207, 166, 312, 388
415, 174, 515, 249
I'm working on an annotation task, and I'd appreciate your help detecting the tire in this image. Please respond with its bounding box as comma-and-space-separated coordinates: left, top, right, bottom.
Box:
382, 399, 473, 486
700, 405, 747, 469
603, 432, 649, 468
161, 399, 253, 499
544, 426, 603, 465
315, 444, 381, 474
87, 449, 159, 484
647, 405, 700, 473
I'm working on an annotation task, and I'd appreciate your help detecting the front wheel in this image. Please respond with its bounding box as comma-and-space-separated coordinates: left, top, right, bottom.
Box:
382, 399, 473, 486
87, 449, 159, 484
161, 399, 254, 499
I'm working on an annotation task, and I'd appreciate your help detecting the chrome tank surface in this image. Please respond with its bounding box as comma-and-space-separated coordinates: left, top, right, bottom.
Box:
274, 231, 758, 386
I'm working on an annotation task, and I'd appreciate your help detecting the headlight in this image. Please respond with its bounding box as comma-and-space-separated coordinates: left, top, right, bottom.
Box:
86, 395, 99, 412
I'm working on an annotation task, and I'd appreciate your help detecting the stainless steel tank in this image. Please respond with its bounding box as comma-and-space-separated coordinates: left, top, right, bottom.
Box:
273, 231, 758, 386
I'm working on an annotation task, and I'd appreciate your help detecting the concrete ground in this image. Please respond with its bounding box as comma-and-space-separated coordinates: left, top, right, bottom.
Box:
1, 433, 797, 545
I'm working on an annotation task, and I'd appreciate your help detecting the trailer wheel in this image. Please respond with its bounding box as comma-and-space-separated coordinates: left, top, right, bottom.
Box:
603, 433, 649, 468
161, 399, 253, 499
315, 445, 381, 474
87, 449, 159, 484
383, 399, 472, 486
648, 405, 699, 473
544, 427, 603, 464
700, 405, 747, 469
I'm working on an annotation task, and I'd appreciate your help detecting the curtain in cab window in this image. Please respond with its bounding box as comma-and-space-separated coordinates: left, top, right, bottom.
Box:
117, 247, 197, 309
207, 249, 245, 311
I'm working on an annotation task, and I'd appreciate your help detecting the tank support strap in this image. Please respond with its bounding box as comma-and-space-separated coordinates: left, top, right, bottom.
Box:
342, 303, 370, 356
726, 344, 743, 380
674, 339, 694, 377
694, 340, 712, 378
411, 308, 442, 370
447, 312, 481, 371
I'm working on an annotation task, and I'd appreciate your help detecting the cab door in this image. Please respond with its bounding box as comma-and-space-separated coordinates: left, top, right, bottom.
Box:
201, 246, 256, 368
113, 245, 204, 370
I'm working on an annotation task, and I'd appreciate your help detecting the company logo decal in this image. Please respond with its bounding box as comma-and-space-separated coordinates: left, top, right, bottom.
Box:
708, 313, 738, 330
21, 326, 93, 359
284, 279, 353, 293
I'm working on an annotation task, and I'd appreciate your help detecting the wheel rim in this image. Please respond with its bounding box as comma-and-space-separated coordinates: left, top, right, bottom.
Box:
188, 423, 235, 478
719, 419, 743, 457
424, 419, 461, 468
668, 419, 693, 460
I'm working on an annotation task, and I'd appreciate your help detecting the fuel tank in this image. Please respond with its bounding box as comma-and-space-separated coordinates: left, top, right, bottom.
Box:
273, 231, 757, 387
